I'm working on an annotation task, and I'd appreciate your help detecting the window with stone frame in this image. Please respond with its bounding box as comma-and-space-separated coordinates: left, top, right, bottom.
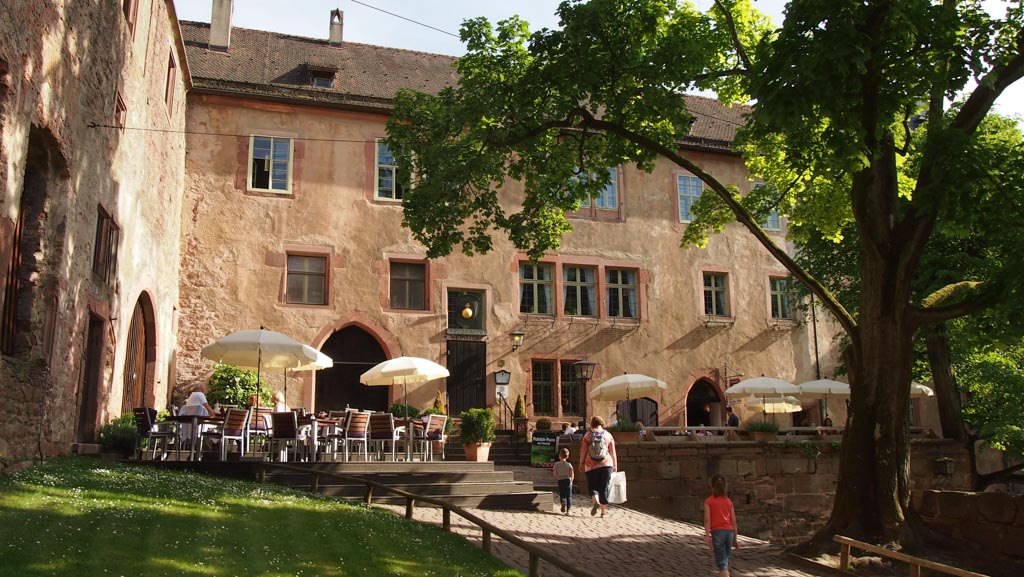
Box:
770, 276, 793, 320
532, 360, 555, 416
285, 254, 327, 305
92, 205, 119, 285
703, 271, 729, 317
115, 93, 127, 133
563, 265, 597, 317
122, 0, 139, 37
519, 262, 554, 315
560, 361, 583, 417
606, 268, 637, 318
248, 135, 293, 193
375, 139, 404, 201
677, 174, 703, 222
389, 261, 426, 310
165, 52, 177, 111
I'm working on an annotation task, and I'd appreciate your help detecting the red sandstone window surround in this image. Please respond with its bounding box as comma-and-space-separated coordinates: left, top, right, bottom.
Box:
248, 135, 294, 194
164, 52, 176, 112
285, 254, 328, 306
92, 205, 120, 285
389, 260, 427, 310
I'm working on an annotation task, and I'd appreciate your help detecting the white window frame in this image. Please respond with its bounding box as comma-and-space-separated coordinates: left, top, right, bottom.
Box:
592, 167, 619, 210
247, 135, 294, 194
375, 139, 403, 202
606, 268, 637, 319
677, 174, 703, 222
754, 184, 781, 231
703, 272, 729, 317
769, 276, 793, 320
519, 262, 554, 315
563, 265, 597, 317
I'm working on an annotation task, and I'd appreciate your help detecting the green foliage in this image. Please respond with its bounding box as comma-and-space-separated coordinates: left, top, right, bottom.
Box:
0, 456, 520, 577
957, 346, 1024, 461
535, 417, 552, 431
98, 414, 137, 455
389, 402, 420, 419
744, 420, 780, 433
459, 408, 497, 445
206, 364, 268, 407
513, 394, 527, 419
607, 414, 642, 432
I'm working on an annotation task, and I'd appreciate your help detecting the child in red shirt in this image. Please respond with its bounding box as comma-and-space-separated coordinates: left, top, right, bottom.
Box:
703, 474, 739, 577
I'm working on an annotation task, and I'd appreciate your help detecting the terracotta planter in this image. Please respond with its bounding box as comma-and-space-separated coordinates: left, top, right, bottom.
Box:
463, 442, 491, 462
752, 431, 778, 442
611, 431, 641, 443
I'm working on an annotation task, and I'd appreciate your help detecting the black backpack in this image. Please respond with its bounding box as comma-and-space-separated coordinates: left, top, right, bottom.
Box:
588, 431, 608, 461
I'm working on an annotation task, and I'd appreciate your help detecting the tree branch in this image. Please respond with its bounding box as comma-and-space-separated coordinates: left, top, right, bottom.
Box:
951, 28, 1024, 135
712, 0, 752, 72
909, 293, 997, 327
975, 462, 1024, 490
572, 109, 859, 337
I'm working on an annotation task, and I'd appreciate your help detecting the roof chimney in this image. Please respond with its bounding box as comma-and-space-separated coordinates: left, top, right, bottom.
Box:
209, 0, 234, 52
329, 9, 343, 48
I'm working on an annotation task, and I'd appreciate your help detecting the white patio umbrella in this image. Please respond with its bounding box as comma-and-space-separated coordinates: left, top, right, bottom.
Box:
360, 356, 450, 418
201, 327, 320, 400
286, 347, 334, 397
724, 376, 801, 396
726, 378, 801, 423
744, 395, 803, 414
910, 382, 935, 398
797, 379, 850, 420
590, 373, 668, 402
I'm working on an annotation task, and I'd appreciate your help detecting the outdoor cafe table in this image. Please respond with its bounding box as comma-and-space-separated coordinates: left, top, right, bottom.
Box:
164, 414, 223, 461
395, 417, 425, 461
298, 415, 343, 462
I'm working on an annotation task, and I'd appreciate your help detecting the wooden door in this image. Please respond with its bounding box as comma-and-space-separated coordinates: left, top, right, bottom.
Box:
120, 300, 147, 414
446, 340, 486, 416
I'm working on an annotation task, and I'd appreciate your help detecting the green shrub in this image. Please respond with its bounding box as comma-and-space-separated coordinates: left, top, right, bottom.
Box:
607, 414, 642, 432
513, 394, 527, 419
432, 390, 445, 411
389, 402, 420, 418
206, 364, 268, 407
459, 408, 496, 445
744, 419, 780, 433
99, 414, 137, 455
535, 417, 552, 430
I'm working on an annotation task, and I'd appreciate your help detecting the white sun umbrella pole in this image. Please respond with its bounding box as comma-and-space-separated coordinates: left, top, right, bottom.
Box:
286, 346, 334, 399
796, 379, 850, 420
360, 356, 450, 420
201, 327, 320, 402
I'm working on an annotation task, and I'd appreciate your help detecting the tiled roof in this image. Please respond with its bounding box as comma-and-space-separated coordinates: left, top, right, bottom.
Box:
180, 22, 747, 147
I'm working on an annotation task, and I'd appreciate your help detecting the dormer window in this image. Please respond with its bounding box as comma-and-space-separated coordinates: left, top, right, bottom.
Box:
310, 70, 334, 88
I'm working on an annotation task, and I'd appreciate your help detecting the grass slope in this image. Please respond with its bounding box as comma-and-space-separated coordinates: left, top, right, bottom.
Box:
0, 456, 520, 577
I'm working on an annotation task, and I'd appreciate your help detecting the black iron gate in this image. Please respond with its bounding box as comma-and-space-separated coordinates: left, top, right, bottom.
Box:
446, 340, 486, 416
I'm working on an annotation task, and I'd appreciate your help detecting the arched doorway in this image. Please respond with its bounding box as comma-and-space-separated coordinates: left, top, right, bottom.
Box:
685, 379, 722, 427
315, 326, 388, 412
120, 294, 155, 415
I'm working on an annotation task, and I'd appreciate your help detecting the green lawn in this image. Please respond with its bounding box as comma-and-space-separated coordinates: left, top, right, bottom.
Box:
0, 456, 521, 577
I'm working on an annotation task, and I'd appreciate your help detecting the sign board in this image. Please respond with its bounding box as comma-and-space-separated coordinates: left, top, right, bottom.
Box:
531, 431, 559, 468
495, 384, 509, 400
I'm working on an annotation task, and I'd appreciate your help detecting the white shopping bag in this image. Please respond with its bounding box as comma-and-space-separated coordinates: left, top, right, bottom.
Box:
608, 471, 627, 504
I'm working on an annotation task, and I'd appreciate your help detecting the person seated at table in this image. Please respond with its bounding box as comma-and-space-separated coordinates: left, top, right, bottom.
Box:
272, 391, 290, 412
822, 416, 834, 427
564, 422, 577, 436
180, 384, 215, 417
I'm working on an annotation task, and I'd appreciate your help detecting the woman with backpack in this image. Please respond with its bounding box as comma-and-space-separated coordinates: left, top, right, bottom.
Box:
579, 416, 617, 517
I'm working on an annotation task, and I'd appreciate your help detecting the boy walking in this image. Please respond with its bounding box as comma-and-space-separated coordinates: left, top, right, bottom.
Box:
552, 447, 575, 514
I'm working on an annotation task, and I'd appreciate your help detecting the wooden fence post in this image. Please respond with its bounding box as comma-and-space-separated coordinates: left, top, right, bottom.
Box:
310, 473, 319, 493
482, 529, 492, 554
406, 498, 414, 519
364, 485, 373, 505
529, 554, 540, 577
839, 542, 850, 571
443, 508, 451, 532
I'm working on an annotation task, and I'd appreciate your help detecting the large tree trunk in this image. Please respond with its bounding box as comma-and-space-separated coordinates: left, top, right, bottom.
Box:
807, 138, 919, 549
924, 324, 966, 442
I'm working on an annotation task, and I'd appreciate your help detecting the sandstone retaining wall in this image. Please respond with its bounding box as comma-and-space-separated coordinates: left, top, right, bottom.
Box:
911, 490, 1024, 563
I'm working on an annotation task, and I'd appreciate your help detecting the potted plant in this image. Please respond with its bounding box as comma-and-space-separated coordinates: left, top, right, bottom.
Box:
744, 419, 780, 442
607, 414, 643, 443
513, 394, 529, 442
459, 408, 496, 462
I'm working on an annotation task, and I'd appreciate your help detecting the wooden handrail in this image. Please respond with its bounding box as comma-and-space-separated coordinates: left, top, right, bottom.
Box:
834, 535, 989, 577
266, 463, 599, 577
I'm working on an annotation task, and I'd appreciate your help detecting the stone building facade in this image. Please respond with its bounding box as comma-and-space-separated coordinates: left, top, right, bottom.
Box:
0, 0, 188, 469
175, 2, 846, 429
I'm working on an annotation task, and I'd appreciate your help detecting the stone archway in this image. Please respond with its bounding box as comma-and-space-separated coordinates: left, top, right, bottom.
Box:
685, 379, 723, 427
314, 326, 389, 412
